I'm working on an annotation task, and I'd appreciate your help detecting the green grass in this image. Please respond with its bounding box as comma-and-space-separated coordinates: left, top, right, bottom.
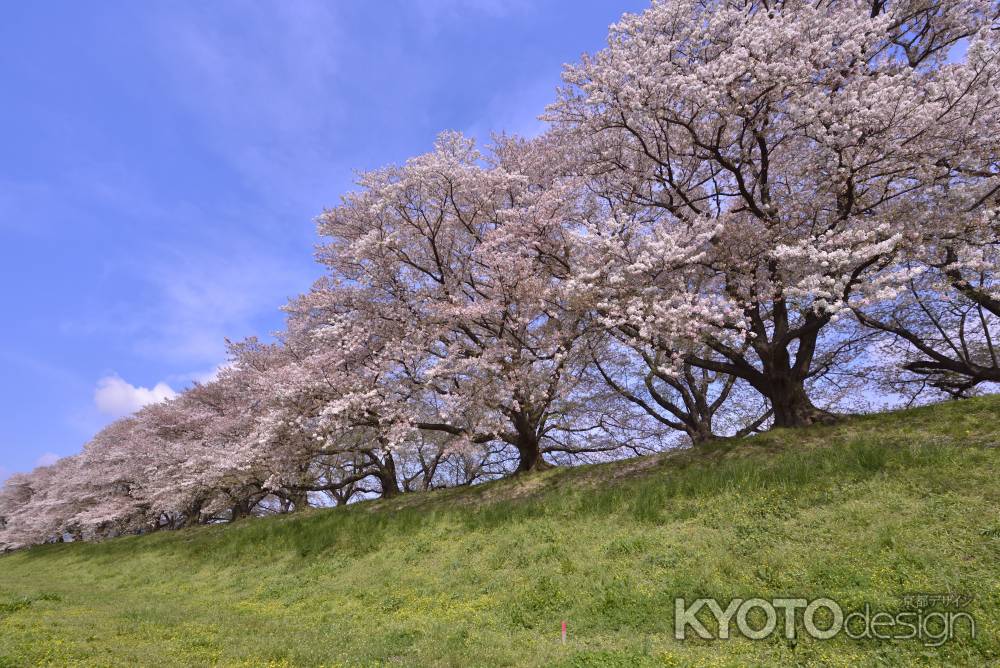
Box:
2, 396, 999, 667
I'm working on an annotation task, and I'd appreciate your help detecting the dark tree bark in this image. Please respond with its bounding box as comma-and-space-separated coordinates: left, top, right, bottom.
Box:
513, 436, 552, 473
681, 304, 841, 429
506, 407, 553, 473
372, 451, 402, 498
417, 403, 555, 475
766, 376, 835, 428
592, 348, 767, 444
230, 498, 254, 521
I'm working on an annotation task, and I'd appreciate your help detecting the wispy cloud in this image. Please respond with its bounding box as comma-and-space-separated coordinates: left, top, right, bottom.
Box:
159, 2, 343, 132
145, 1, 538, 212
61, 238, 314, 366
149, 2, 348, 211
463, 74, 554, 143
132, 246, 312, 363
166, 362, 232, 388
410, 0, 533, 32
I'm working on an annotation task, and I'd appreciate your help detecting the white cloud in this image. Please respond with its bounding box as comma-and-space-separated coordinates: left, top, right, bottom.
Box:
94, 374, 178, 418
35, 453, 61, 467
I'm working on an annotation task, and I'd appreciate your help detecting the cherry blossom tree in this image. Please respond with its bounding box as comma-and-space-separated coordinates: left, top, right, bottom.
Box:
548, 0, 1000, 427
0, 472, 40, 550
853, 5, 1000, 397
307, 132, 615, 472
3, 0, 998, 550
0, 456, 89, 548
857, 257, 1000, 399
591, 335, 772, 444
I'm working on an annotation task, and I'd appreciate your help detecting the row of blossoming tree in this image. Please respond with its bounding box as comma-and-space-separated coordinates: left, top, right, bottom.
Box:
3, 0, 998, 549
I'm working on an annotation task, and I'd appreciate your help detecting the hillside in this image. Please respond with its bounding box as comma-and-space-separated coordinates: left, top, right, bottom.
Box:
1, 396, 999, 667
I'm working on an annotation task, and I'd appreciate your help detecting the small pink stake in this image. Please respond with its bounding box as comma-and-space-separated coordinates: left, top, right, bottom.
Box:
561, 620, 567, 644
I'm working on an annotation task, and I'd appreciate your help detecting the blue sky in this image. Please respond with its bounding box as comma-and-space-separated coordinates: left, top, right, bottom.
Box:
0, 1, 649, 480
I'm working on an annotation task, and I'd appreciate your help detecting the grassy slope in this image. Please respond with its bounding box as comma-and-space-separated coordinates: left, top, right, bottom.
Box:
1, 397, 999, 667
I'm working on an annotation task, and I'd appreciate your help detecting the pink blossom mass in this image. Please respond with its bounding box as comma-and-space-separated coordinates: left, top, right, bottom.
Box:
3, 0, 998, 550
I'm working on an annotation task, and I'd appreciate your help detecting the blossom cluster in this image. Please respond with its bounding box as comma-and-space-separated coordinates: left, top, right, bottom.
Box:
3, 0, 998, 550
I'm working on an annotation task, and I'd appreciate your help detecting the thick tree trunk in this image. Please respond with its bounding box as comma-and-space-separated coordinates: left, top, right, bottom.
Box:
230, 498, 253, 521
514, 436, 552, 473
182, 500, 204, 527
510, 408, 553, 473
752, 312, 837, 429
767, 379, 836, 428
685, 419, 715, 446
376, 453, 402, 499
